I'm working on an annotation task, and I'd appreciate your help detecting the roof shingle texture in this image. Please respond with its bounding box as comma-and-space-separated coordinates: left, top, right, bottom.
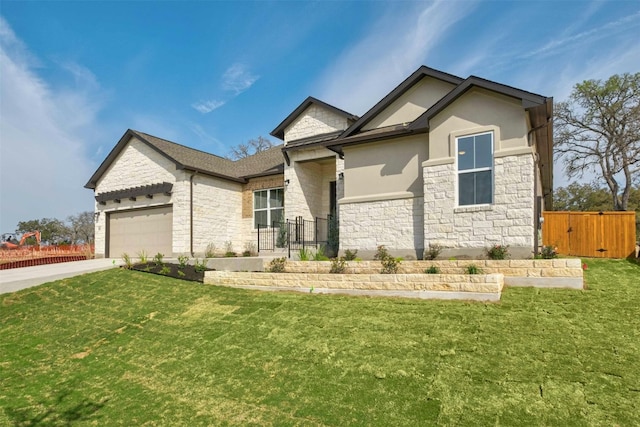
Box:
132, 130, 284, 180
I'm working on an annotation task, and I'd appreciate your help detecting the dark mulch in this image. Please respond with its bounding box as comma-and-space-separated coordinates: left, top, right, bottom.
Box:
129, 262, 214, 282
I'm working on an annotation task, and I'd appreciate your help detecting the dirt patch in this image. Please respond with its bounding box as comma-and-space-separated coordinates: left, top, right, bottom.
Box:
129, 262, 214, 282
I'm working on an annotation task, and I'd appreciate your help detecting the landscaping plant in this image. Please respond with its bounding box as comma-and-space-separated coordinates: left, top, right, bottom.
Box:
424, 244, 443, 260
1, 259, 640, 425
329, 257, 347, 273
486, 244, 510, 260
177, 255, 189, 269
268, 257, 286, 272
137, 250, 148, 264
466, 264, 483, 274
152, 252, 164, 265
121, 253, 133, 269
343, 249, 358, 261
425, 265, 440, 274
374, 245, 401, 274
205, 243, 217, 258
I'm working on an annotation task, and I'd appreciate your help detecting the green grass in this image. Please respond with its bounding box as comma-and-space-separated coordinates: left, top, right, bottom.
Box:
1, 259, 639, 426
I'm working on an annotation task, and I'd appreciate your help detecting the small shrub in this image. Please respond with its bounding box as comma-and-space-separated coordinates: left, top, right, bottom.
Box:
343, 249, 358, 261
177, 270, 186, 277
466, 264, 483, 275
194, 258, 208, 272
298, 247, 312, 261
374, 245, 400, 274
538, 245, 558, 259
424, 244, 442, 260
486, 244, 510, 260
159, 265, 171, 275
205, 243, 217, 258
177, 255, 189, 269
313, 245, 329, 261
137, 250, 148, 264
276, 227, 288, 248
153, 253, 164, 265
330, 257, 346, 274
223, 241, 235, 257
243, 241, 257, 257
269, 257, 287, 273
121, 253, 133, 269
425, 265, 440, 274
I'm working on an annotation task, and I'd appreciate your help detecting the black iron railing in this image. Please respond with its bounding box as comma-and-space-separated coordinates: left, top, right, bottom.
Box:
257, 216, 337, 258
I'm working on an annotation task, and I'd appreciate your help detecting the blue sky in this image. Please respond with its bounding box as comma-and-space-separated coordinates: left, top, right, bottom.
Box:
1, 0, 639, 232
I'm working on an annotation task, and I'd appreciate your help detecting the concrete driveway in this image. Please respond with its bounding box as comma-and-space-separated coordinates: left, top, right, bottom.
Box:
0, 259, 123, 295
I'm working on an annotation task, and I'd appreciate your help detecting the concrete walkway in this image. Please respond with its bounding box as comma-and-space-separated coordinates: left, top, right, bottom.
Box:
0, 259, 122, 295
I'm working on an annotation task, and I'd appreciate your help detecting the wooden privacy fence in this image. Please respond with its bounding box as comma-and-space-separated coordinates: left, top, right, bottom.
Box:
542, 211, 637, 258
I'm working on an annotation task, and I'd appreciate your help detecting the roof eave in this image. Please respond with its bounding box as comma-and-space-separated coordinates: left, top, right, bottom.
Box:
341, 66, 464, 138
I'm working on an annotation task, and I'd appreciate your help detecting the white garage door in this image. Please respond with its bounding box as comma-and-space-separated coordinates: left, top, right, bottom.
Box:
108, 206, 173, 258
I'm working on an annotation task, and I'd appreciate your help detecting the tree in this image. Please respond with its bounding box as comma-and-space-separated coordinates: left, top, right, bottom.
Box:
16, 218, 70, 245
554, 73, 640, 211
553, 183, 612, 211
67, 211, 95, 244
227, 136, 274, 160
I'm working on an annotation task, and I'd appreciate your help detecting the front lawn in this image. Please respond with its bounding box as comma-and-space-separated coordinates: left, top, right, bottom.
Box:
1, 259, 639, 425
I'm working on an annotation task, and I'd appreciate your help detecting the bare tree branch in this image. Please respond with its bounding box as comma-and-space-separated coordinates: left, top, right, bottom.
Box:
554, 73, 640, 210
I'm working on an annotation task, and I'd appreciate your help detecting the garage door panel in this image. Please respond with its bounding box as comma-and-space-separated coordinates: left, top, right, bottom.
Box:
108, 206, 172, 257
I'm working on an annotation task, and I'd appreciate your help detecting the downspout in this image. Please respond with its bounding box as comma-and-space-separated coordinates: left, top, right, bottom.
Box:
190, 172, 198, 257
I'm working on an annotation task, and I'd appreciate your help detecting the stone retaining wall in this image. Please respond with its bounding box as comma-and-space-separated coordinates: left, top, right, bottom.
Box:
204, 271, 504, 301
276, 259, 583, 278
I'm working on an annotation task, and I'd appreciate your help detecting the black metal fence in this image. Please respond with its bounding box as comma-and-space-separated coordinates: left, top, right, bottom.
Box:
257, 216, 337, 258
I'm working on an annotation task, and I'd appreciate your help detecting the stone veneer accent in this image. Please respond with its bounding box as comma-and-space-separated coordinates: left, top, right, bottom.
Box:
339, 196, 424, 259
284, 105, 349, 143
280, 259, 583, 286
205, 271, 504, 301
284, 148, 338, 221
423, 153, 535, 258
241, 175, 284, 219
204, 258, 583, 292
94, 137, 247, 257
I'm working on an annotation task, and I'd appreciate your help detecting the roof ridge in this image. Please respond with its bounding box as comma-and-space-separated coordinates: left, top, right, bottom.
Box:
132, 130, 233, 163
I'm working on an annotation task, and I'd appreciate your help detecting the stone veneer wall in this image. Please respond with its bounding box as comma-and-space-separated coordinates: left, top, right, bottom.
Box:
284, 105, 349, 143
284, 149, 338, 221
205, 271, 504, 301
278, 259, 583, 278
94, 138, 182, 257
339, 196, 424, 259
423, 153, 535, 258
189, 174, 243, 256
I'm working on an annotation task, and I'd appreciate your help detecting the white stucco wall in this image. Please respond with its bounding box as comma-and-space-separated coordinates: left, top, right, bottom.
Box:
363, 77, 456, 130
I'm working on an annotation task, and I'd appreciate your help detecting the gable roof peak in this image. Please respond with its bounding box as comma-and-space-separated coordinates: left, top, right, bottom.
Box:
339, 65, 464, 138
270, 96, 358, 140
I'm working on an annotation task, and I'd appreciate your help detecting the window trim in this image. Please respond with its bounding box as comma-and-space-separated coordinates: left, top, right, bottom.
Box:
253, 187, 284, 229
456, 131, 494, 207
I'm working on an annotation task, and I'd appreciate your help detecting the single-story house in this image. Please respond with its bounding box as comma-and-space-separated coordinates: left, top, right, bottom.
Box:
86, 65, 553, 259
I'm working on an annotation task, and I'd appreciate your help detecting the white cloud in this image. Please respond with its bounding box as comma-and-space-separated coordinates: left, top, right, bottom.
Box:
522, 10, 640, 60
0, 17, 99, 231
316, 1, 478, 114
192, 99, 225, 114
222, 63, 259, 95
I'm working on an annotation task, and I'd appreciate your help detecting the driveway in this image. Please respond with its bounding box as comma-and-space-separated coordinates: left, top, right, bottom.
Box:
0, 259, 122, 295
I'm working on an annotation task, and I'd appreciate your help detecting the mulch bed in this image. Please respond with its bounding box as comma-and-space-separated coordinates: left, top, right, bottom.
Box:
129, 262, 214, 282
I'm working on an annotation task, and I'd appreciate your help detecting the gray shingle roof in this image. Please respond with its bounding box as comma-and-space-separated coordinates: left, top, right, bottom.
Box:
85, 129, 284, 189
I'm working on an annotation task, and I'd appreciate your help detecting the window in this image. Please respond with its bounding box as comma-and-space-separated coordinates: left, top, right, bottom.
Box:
457, 132, 493, 206
254, 188, 284, 228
